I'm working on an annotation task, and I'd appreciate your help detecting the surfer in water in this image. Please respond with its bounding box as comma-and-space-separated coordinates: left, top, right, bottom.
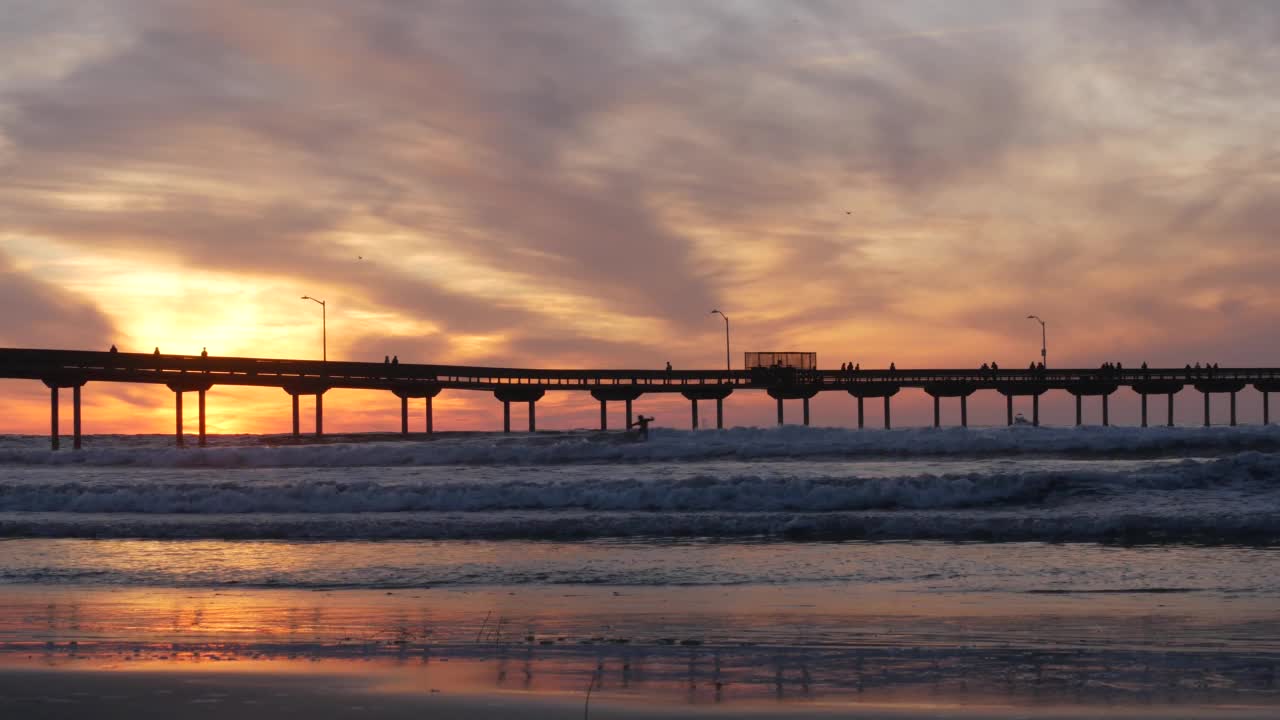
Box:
628, 415, 655, 440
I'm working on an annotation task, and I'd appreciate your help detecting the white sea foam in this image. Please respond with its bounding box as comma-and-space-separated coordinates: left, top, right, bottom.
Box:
2, 425, 1279, 467
0, 450, 1276, 541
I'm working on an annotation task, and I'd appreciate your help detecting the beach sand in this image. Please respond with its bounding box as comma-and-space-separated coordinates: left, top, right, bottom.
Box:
2, 664, 1277, 719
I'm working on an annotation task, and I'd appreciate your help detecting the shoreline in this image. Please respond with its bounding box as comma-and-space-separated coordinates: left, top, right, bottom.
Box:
2, 661, 1277, 720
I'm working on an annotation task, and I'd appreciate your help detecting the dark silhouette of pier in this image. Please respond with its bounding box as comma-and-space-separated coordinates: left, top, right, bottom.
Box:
2, 348, 1278, 449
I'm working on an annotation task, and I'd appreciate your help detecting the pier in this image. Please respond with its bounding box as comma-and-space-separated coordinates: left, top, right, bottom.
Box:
2, 348, 1277, 449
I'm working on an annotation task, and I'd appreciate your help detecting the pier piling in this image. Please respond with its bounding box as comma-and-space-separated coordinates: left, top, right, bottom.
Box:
50, 386, 59, 451
175, 390, 184, 447
73, 385, 82, 450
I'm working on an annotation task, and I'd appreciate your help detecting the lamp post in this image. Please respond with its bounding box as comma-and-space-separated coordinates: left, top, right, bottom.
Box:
302, 296, 326, 362
1026, 315, 1046, 367
710, 310, 730, 373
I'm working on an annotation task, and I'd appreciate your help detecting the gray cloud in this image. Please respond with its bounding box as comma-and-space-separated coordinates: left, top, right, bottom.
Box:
0, 251, 117, 349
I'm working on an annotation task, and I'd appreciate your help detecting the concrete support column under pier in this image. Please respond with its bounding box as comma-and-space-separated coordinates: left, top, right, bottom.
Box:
494, 387, 545, 434
281, 384, 329, 438
1266, 392, 1271, 426
392, 384, 442, 435
716, 397, 724, 429
592, 388, 644, 433
73, 385, 82, 450
1134, 382, 1183, 430
198, 389, 206, 447
50, 386, 59, 451
923, 384, 974, 430
175, 390, 184, 447
691, 398, 699, 430
1192, 381, 1246, 429
847, 384, 898, 431
767, 387, 815, 428
1033, 394, 1040, 427
1006, 395, 1013, 426
1065, 382, 1120, 428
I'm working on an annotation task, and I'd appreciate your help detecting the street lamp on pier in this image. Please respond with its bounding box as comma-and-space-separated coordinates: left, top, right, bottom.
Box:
1026, 315, 1046, 367
710, 310, 730, 373
302, 296, 327, 362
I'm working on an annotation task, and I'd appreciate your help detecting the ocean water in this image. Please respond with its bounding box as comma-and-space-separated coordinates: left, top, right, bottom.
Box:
1, 426, 1279, 711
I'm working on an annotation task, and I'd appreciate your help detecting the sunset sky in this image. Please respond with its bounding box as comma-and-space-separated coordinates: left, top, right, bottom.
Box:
2, 0, 1278, 434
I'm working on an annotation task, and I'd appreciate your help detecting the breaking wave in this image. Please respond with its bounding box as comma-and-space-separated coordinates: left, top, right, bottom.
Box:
0, 450, 1276, 542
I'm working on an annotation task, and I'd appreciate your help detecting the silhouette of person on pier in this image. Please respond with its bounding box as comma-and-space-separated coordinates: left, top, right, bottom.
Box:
201, 347, 208, 358
391, 355, 399, 365
154, 347, 160, 355
665, 361, 672, 384
629, 415, 655, 440
109, 345, 118, 353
